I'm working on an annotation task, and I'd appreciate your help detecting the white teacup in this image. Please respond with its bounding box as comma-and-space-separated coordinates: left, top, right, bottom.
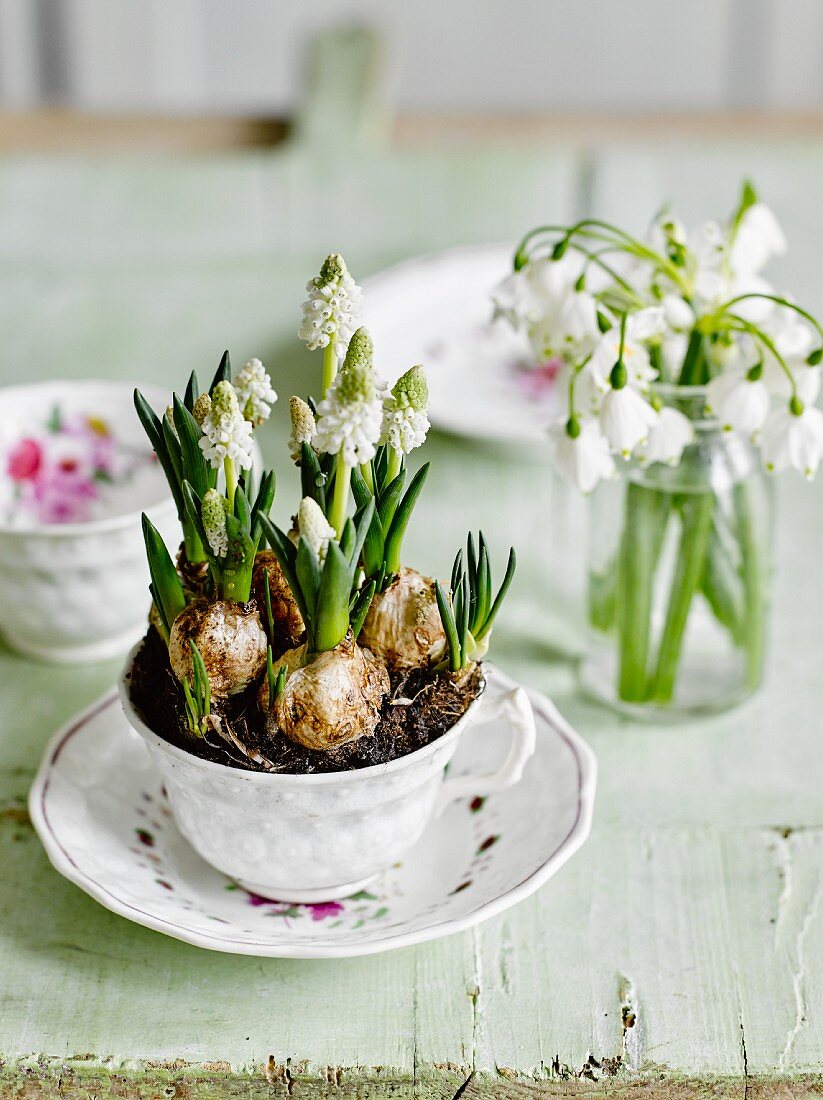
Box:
119, 644, 537, 902
0, 380, 177, 662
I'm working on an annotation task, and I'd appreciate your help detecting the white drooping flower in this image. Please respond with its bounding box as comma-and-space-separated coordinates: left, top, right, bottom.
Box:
298, 253, 363, 353
201, 488, 228, 558
548, 417, 615, 494
298, 496, 336, 562
705, 370, 771, 435
198, 380, 255, 470
761, 399, 823, 479
731, 202, 787, 276
233, 358, 277, 426
492, 254, 600, 363
599, 384, 658, 457
636, 406, 695, 467
313, 327, 383, 466
289, 396, 316, 463
381, 364, 430, 455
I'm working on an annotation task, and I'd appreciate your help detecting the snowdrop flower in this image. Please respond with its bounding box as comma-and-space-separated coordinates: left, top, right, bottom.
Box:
288, 396, 316, 463
548, 417, 615, 494
588, 309, 663, 392
381, 364, 430, 455
314, 327, 383, 466
636, 407, 695, 467
298, 496, 336, 562
705, 369, 771, 435
761, 397, 823, 479
198, 381, 254, 470
233, 359, 277, 426
661, 294, 694, 332
201, 488, 228, 558
298, 253, 363, 353
493, 255, 600, 363
600, 384, 658, 457
731, 202, 786, 276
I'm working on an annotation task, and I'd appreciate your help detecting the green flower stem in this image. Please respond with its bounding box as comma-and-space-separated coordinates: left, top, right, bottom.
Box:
330, 455, 351, 538
224, 456, 237, 513
322, 339, 337, 396
650, 493, 714, 704
386, 448, 402, 484
616, 481, 670, 702
677, 328, 708, 386
589, 556, 617, 633
359, 461, 374, 493
735, 480, 768, 690
712, 293, 823, 342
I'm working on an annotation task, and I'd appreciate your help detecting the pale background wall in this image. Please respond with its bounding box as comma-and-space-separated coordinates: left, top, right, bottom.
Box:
1, 0, 823, 115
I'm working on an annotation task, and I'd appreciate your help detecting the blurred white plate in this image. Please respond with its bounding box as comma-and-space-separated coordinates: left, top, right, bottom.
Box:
363, 244, 560, 444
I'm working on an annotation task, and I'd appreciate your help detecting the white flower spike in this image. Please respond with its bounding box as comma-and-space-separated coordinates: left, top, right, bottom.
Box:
314, 327, 384, 467
548, 417, 615, 494
198, 380, 254, 470
298, 253, 363, 353
289, 396, 316, 463
201, 488, 228, 557
298, 496, 336, 562
234, 359, 277, 426
761, 397, 823, 480
381, 364, 430, 455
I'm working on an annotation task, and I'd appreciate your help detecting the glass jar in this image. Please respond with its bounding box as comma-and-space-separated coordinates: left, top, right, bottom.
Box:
579, 386, 773, 718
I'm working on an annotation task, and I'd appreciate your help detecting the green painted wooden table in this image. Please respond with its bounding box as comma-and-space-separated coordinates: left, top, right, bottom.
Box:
0, 32, 821, 1099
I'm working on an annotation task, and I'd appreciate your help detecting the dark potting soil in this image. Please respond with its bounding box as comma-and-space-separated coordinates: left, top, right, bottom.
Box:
127, 627, 484, 775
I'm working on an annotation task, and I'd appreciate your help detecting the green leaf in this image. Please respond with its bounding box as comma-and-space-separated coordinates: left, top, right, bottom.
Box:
350, 579, 376, 640
435, 581, 460, 672
384, 463, 429, 573
141, 514, 186, 634
233, 485, 252, 535
296, 537, 322, 626
250, 470, 276, 544
181, 482, 213, 566
377, 470, 406, 536
456, 572, 470, 666
314, 542, 351, 652
466, 532, 479, 631
183, 371, 199, 411
210, 350, 231, 394
450, 548, 464, 596
134, 389, 183, 515
300, 442, 327, 510
259, 516, 310, 629
347, 498, 376, 576
476, 533, 491, 631
476, 547, 517, 641
173, 394, 210, 497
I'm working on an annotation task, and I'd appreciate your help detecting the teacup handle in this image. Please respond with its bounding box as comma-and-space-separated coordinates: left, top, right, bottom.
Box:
435, 686, 536, 815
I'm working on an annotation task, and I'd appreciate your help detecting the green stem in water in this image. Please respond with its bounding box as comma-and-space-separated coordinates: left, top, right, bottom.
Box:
330, 455, 351, 538
650, 493, 714, 704
322, 339, 337, 397
223, 457, 237, 514
616, 481, 670, 702
734, 479, 768, 691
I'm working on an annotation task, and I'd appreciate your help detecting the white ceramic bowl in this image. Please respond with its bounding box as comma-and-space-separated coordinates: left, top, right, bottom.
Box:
0, 380, 178, 662
119, 645, 537, 902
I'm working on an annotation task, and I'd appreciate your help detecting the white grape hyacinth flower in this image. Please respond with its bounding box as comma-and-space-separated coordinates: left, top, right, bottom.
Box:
381, 364, 430, 455
198, 380, 254, 470
705, 370, 771, 435
314, 327, 383, 466
201, 488, 228, 558
289, 396, 317, 463
234, 358, 277, 426
761, 399, 823, 479
299, 253, 363, 353
599, 385, 658, 457
548, 417, 616, 493
636, 406, 695, 467
298, 496, 336, 562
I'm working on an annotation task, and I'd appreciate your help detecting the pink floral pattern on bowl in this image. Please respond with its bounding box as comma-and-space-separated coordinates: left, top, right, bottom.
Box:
3, 405, 154, 526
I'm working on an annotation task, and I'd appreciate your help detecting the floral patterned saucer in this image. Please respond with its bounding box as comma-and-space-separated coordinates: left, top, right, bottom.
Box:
362, 244, 562, 445
29, 675, 596, 958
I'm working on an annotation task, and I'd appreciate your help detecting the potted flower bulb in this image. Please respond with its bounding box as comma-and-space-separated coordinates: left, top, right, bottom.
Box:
119, 258, 535, 902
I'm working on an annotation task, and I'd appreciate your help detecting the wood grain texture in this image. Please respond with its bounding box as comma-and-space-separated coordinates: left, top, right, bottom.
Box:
0, 26, 821, 1099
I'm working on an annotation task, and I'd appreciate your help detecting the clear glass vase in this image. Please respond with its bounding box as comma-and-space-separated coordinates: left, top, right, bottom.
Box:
579, 387, 773, 718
